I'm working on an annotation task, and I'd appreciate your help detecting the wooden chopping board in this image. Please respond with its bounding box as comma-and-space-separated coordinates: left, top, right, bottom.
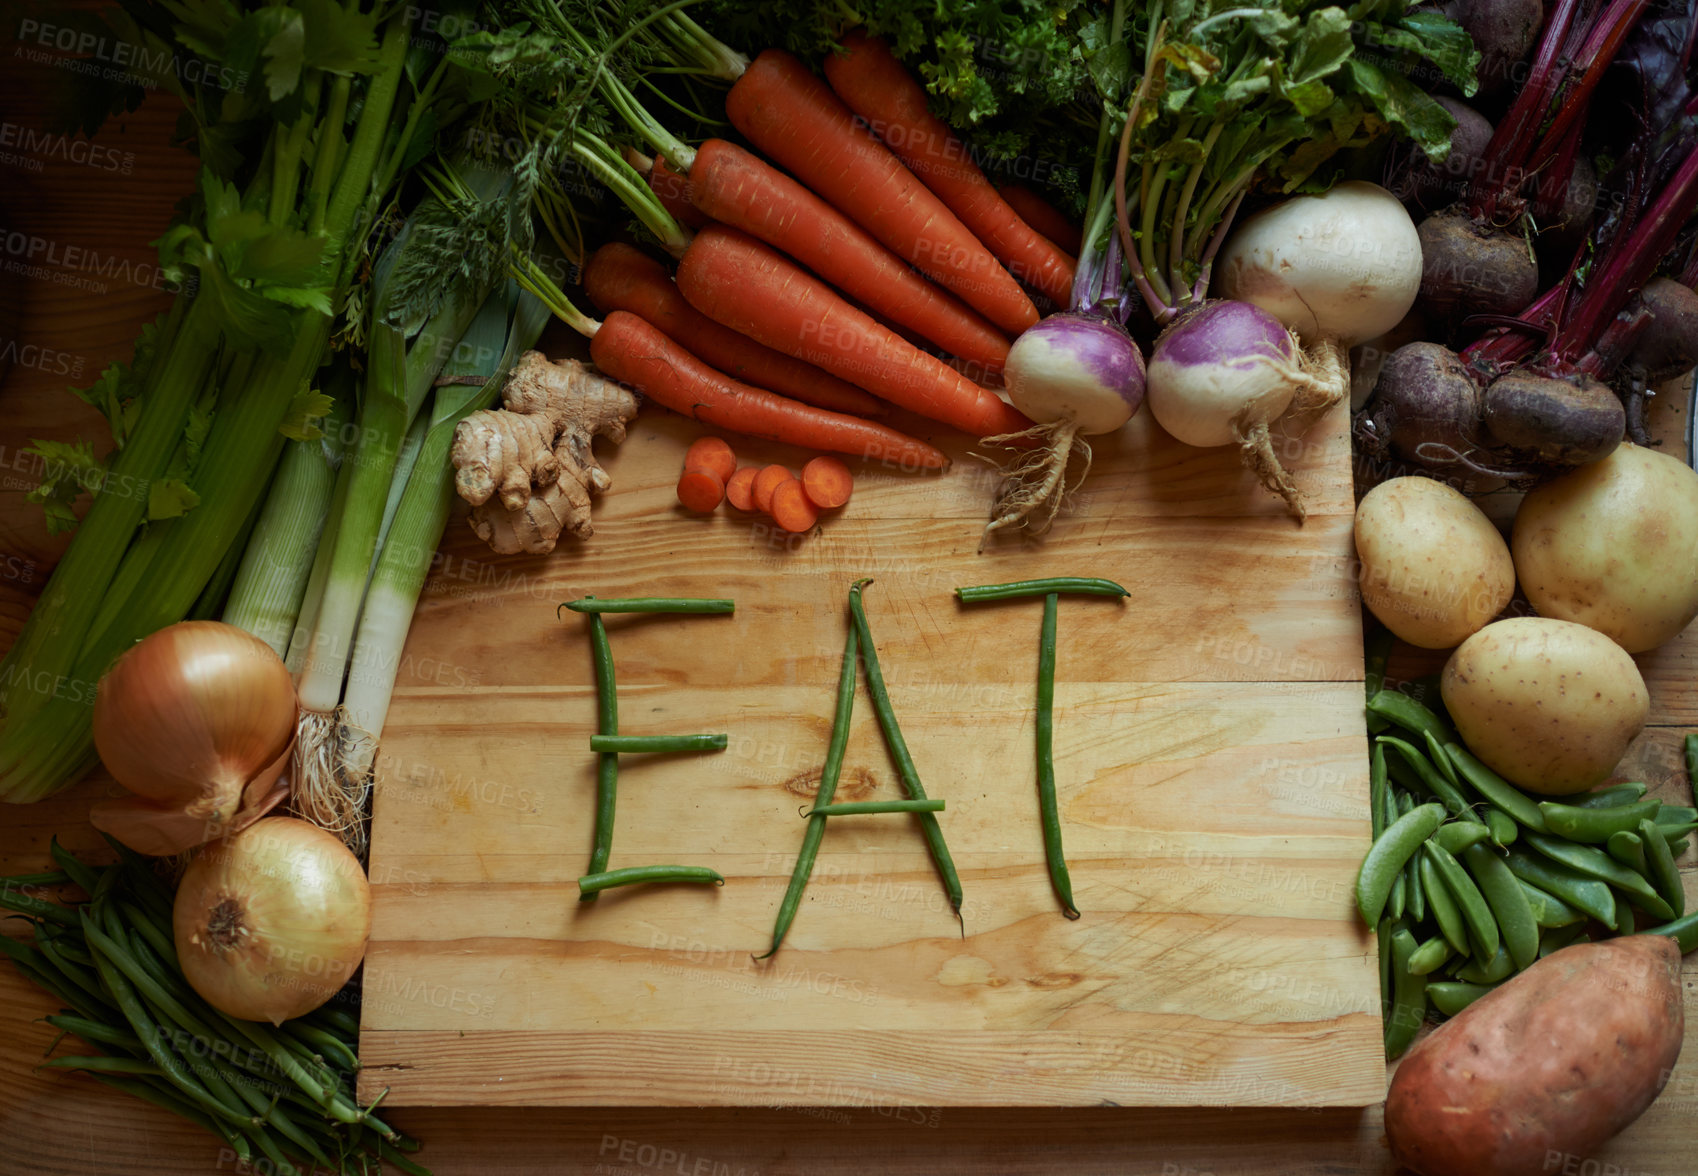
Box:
357, 388, 1382, 1109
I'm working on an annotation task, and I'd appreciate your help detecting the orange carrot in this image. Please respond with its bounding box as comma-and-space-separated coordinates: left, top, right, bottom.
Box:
752, 465, 793, 514
648, 155, 708, 230
588, 312, 949, 470
725, 466, 759, 511
676, 225, 1032, 439
677, 468, 725, 513
823, 33, 1076, 308
687, 138, 1010, 373
998, 185, 1084, 255
725, 50, 1040, 336
769, 478, 820, 533
801, 456, 853, 509
584, 243, 886, 417
683, 436, 737, 483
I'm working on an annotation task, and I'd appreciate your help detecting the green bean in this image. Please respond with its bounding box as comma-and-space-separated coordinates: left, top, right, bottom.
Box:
1639, 910, 1698, 953
1462, 843, 1539, 971
805, 799, 946, 817
241, 1120, 301, 1176
1638, 817, 1685, 917
1423, 842, 1500, 961
1357, 802, 1444, 925
1502, 850, 1618, 928
1569, 783, 1649, 809
1366, 690, 1456, 743
0, 885, 79, 926
1420, 854, 1470, 955
1407, 935, 1454, 975
849, 579, 963, 916
1539, 925, 1590, 958
45, 1013, 142, 1052
215, 1011, 377, 1131
1456, 942, 1514, 984
282, 1020, 361, 1073
0, 934, 88, 1016
1369, 742, 1388, 840
34, 935, 118, 1017
1517, 879, 1585, 929
1441, 744, 1546, 831
589, 734, 727, 753
1385, 928, 1427, 1059
1686, 733, 1697, 800
578, 866, 724, 894
1484, 809, 1518, 847
305, 1004, 360, 1040
39, 1055, 165, 1076
48, 837, 104, 895
87, 1072, 230, 1147
1378, 736, 1470, 816
1427, 981, 1494, 1016
581, 611, 619, 903
759, 623, 859, 960
380, 1136, 435, 1176
1538, 799, 1663, 843
561, 597, 735, 614
1521, 831, 1670, 917
954, 577, 1128, 602
1430, 821, 1490, 856
0, 868, 71, 887
1035, 592, 1079, 919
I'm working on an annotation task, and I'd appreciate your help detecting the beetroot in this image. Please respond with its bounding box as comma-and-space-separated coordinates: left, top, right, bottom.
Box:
1623, 277, 1698, 384
1482, 369, 1626, 464
1355, 342, 1488, 471
1443, 0, 1546, 98
1417, 212, 1541, 323
1395, 98, 1496, 212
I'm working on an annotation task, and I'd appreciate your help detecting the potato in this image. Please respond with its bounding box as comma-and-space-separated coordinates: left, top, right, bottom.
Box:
1387, 936, 1683, 1176
1513, 442, 1698, 652
1441, 617, 1647, 795
1354, 476, 1515, 648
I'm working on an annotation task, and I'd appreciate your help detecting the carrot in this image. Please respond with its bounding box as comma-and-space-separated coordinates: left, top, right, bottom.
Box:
648, 155, 708, 230
686, 138, 1011, 374
769, 478, 820, 533
725, 466, 759, 511
724, 50, 1040, 336
588, 311, 949, 470
997, 185, 1084, 255
823, 33, 1076, 308
676, 225, 1032, 439
584, 243, 887, 418
684, 436, 737, 483
801, 456, 853, 509
752, 465, 794, 513
677, 468, 725, 513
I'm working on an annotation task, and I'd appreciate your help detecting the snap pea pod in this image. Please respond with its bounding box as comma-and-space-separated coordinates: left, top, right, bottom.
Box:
1606, 830, 1648, 874
1442, 744, 1547, 832
1423, 729, 1462, 792
1370, 742, 1388, 840
953, 577, 1128, 602
1521, 831, 1672, 917
1405, 843, 1426, 924
1385, 928, 1427, 1060
1614, 897, 1636, 935
1658, 805, 1697, 826
561, 597, 735, 614
1431, 821, 1490, 856
1423, 842, 1500, 961
1670, 838, 1691, 857
1379, 736, 1470, 816
577, 866, 725, 895
1455, 942, 1514, 984
1539, 925, 1590, 958
1420, 854, 1470, 955
588, 734, 727, 753
1389, 868, 1407, 922
806, 799, 945, 817
1427, 981, 1495, 1016
1502, 850, 1619, 928
1364, 624, 1394, 700
1407, 935, 1454, 975
1394, 794, 1421, 922
1484, 809, 1518, 847
1378, 918, 1396, 1021
1570, 782, 1649, 809
1654, 821, 1698, 845
1462, 843, 1539, 971
1639, 910, 1698, 953
1517, 879, 1585, 929
1366, 691, 1455, 744
1538, 799, 1662, 843
1356, 803, 1446, 925
1638, 818, 1685, 917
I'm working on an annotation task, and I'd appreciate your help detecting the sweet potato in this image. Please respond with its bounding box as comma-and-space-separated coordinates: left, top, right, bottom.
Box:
1386, 935, 1683, 1176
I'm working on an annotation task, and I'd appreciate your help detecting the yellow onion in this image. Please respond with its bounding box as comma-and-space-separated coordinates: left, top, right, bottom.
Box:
90, 621, 296, 856
173, 816, 372, 1024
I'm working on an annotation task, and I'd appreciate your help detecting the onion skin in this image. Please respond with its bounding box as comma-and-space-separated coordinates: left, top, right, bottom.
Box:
174, 817, 372, 1024
92, 621, 296, 833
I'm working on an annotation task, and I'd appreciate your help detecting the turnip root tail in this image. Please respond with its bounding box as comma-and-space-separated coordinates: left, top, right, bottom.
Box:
976, 419, 1091, 551
1234, 336, 1347, 524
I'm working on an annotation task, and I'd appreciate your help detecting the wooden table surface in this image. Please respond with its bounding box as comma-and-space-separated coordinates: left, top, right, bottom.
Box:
2, 49, 1696, 1176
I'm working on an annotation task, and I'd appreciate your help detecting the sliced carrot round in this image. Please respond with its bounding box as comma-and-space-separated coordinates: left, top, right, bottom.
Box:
752, 464, 794, 514
769, 478, 820, 533
683, 436, 737, 483
801, 455, 853, 509
724, 466, 759, 511
677, 467, 725, 513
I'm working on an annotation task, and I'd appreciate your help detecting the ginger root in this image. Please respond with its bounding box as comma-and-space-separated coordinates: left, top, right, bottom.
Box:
451, 350, 640, 554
